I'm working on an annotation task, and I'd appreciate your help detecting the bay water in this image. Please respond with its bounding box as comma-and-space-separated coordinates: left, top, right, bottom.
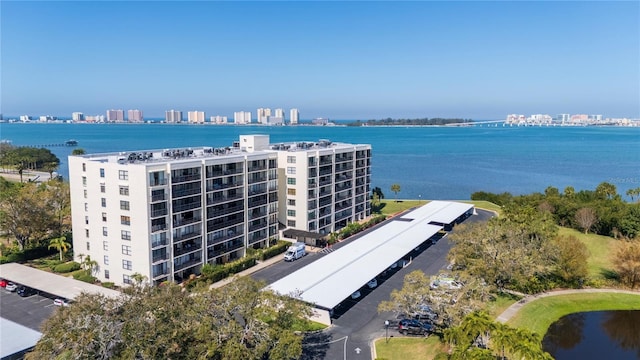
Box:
1, 123, 638, 201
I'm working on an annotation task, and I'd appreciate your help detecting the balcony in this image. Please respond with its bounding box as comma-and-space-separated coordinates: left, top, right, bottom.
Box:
174, 240, 202, 257
150, 178, 168, 187
172, 187, 201, 198
151, 238, 168, 249
172, 201, 202, 213
248, 196, 267, 208
207, 191, 244, 205
152, 253, 168, 264
208, 240, 244, 259
173, 216, 201, 228
207, 230, 244, 247
151, 223, 167, 233
152, 267, 169, 279
249, 220, 268, 232
248, 175, 267, 184
171, 174, 201, 183
209, 204, 244, 218
247, 163, 267, 172
174, 256, 202, 271
151, 208, 168, 218
173, 230, 201, 243
151, 192, 166, 202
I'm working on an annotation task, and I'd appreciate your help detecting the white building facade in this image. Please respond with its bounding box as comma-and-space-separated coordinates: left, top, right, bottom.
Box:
289, 108, 299, 125
165, 110, 183, 123
69, 141, 279, 286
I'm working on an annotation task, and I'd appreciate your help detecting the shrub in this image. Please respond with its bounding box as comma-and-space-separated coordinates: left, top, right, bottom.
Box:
54, 261, 81, 273
226, 257, 257, 274
102, 282, 115, 289
73, 270, 96, 283
0, 252, 24, 264
259, 241, 290, 261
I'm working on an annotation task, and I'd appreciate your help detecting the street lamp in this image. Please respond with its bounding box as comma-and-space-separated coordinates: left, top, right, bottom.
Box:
384, 320, 390, 343
418, 194, 422, 204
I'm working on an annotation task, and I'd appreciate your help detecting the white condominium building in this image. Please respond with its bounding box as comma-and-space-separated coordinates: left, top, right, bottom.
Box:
289, 108, 299, 125
165, 110, 183, 123
269, 139, 371, 235
233, 111, 252, 124
188, 111, 205, 124
69, 140, 278, 286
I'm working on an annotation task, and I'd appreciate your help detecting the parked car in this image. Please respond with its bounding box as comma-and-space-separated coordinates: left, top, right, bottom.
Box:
414, 304, 438, 321
54, 298, 71, 307
5, 282, 18, 292
398, 319, 433, 336
17, 286, 37, 297
367, 278, 378, 289
0, 278, 7, 287
350, 290, 361, 300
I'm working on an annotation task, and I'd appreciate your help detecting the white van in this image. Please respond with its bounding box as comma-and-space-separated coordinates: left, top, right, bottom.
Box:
284, 242, 306, 261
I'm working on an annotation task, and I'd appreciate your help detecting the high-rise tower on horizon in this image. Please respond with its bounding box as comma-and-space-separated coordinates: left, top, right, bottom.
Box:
128, 109, 144, 123
165, 110, 183, 123
290, 109, 299, 125
106, 109, 125, 122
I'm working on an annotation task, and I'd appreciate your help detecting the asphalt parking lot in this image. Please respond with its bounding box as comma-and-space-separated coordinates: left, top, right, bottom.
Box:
0, 288, 57, 331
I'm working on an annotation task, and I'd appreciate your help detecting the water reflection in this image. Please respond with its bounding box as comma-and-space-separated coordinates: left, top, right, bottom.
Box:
543, 311, 640, 360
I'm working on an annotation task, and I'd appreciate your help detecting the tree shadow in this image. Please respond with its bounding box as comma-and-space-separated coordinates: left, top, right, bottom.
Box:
600, 269, 619, 281
372, 203, 386, 213
301, 331, 334, 360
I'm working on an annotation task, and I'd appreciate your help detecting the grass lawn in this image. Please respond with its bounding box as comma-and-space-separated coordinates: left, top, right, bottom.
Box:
507, 292, 640, 335
558, 227, 615, 279
376, 199, 501, 217
485, 292, 521, 318
457, 200, 502, 214
375, 336, 446, 360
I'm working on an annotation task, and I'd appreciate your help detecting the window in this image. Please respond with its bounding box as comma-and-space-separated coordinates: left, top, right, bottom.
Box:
120, 200, 130, 211
287, 156, 296, 164
122, 260, 132, 270
102, 212, 107, 222
104, 255, 109, 265
287, 220, 296, 227
85, 216, 89, 225
119, 170, 129, 180
85, 229, 90, 237
122, 245, 132, 256
83, 189, 87, 198
100, 183, 106, 193
100, 168, 105, 178
102, 227, 108, 236
120, 216, 131, 226
287, 178, 296, 185
86, 241, 90, 250
121, 230, 131, 241
103, 241, 108, 250
119, 186, 129, 196
286, 167, 296, 175
287, 188, 296, 196
82, 176, 87, 186
287, 210, 296, 217
104, 270, 110, 279
101, 198, 107, 207
123, 274, 132, 284
82, 163, 86, 172
287, 199, 296, 206
84, 203, 88, 211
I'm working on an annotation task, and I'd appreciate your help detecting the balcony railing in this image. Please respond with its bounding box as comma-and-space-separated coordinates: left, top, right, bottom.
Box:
150, 178, 168, 187
151, 208, 168, 218
151, 238, 168, 249
171, 174, 201, 183
151, 224, 167, 233
173, 216, 201, 228
174, 242, 202, 257
172, 188, 202, 198
152, 253, 168, 264
172, 202, 202, 213
173, 230, 201, 243
174, 257, 202, 271
151, 193, 166, 202
207, 231, 244, 247
208, 241, 244, 259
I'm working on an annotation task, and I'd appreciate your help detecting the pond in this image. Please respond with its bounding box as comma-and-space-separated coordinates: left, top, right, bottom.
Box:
542, 311, 640, 359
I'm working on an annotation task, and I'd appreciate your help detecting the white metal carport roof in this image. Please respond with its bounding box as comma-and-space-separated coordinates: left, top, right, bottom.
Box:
268, 201, 476, 310
0, 318, 42, 359
0, 263, 121, 300
400, 200, 474, 224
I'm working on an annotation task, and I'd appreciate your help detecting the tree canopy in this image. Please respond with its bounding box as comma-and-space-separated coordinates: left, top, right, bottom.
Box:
28, 276, 312, 360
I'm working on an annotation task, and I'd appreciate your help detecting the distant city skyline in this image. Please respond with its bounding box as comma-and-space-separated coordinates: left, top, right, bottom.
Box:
2, 1, 638, 119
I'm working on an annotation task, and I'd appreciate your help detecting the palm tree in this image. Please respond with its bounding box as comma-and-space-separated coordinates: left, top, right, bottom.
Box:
82, 255, 98, 276
15, 161, 25, 182
390, 183, 401, 202
48, 236, 71, 261
131, 272, 147, 285
43, 162, 59, 180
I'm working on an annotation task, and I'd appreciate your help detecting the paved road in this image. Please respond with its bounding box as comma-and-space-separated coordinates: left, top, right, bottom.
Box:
0, 289, 57, 331
251, 208, 494, 360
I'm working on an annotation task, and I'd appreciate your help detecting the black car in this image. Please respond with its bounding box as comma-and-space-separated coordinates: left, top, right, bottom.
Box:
17, 286, 37, 297
397, 319, 433, 335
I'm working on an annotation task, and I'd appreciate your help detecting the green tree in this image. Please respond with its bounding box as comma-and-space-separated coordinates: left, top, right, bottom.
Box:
564, 186, 575, 197
390, 183, 401, 202
81, 255, 98, 276
371, 186, 385, 199
71, 148, 86, 155
48, 236, 71, 261
596, 181, 618, 200
0, 182, 52, 250
42, 162, 59, 180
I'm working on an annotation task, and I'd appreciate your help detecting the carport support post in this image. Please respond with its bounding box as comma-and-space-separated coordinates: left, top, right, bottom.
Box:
385, 320, 390, 343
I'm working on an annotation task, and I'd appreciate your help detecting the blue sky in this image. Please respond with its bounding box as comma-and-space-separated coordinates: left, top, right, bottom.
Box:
1, 1, 638, 120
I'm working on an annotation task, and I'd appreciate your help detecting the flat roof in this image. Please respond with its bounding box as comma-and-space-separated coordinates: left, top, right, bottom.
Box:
268, 201, 474, 310
0, 318, 42, 358
401, 200, 474, 224
0, 263, 121, 300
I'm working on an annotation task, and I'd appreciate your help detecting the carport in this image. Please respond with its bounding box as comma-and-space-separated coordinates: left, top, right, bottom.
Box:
268, 201, 474, 323
282, 228, 327, 247
0, 263, 121, 300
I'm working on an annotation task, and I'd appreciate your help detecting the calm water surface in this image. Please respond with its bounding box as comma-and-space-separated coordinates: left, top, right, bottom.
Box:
1, 123, 639, 200
543, 311, 640, 360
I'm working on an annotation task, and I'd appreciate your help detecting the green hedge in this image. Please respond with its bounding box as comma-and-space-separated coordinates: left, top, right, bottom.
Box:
259, 241, 290, 261
102, 282, 115, 289
73, 270, 96, 283
54, 261, 81, 273
0, 246, 58, 264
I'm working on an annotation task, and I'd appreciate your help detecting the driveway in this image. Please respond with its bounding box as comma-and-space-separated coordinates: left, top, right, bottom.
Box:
0, 289, 57, 331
